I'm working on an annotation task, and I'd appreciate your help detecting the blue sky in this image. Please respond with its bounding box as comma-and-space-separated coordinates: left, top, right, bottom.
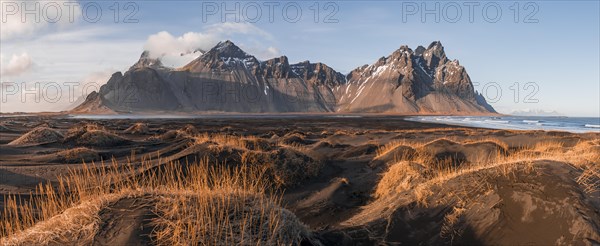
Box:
1, 0, 598, 116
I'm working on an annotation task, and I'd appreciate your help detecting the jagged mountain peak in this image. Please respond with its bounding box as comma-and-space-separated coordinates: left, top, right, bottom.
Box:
388, 46, 415, 63
426, 41, 446, 56
398, 45, 413, 53
427, 40, 443, 49
217, 39, 235, 47
422, 41, 448, 70
182, 40, 259, 72
130, 50, 163, 70
415, 45, 426, 56
208, 40, 252, 59
178, 41, 346, 88
140, 50, 151, 58
289, 60, 347, 87
424, 41, 446, 58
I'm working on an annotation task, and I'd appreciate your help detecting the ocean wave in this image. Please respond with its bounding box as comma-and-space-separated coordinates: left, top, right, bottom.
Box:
405, 116, 599, 133
536, 122, 561, 126
484, 120, 509, 124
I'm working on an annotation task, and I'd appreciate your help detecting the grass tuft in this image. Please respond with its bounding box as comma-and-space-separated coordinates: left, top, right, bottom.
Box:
1, 157, 311, 245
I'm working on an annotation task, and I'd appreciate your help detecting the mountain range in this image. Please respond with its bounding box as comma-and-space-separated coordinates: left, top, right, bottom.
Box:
510, 109, 563, 117
72, 40, 496, 114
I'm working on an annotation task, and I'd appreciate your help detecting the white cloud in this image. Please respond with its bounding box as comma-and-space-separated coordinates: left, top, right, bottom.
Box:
143, 22, 280, 67
0, 0, 81, 40
0, 25, 140, 112
1, 52, 33, 76
144, 31, 217, 59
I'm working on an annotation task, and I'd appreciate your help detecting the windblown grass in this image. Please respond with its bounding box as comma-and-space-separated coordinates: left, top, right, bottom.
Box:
192, 132, 322, 187
374, 161, 425, 198
375, 138, 600, 205
195, 133, 272, 152
0, 156, 310, 245
376, 139, 420, 158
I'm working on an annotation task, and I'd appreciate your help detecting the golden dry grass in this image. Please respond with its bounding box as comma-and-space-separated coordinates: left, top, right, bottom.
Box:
376, 139, 419, 158
195, 133, 272, 152
0, 157, 311, 245
192, 132, 322, 187
429, 139, 596, 189
375, 138, 600, 207
153, 191, 307, 245
195, 133, 249, 149
375, 161, 425, 198
348, 137, 600, 243
440, 205, 466, 242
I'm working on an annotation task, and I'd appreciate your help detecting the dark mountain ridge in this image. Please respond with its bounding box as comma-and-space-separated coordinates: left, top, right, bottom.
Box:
72, 40, 495, 114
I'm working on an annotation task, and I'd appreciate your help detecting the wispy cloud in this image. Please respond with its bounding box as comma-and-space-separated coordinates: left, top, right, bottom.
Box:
0, 20, 280, 112
0, 0, 81, 40
1, 52, 33, 77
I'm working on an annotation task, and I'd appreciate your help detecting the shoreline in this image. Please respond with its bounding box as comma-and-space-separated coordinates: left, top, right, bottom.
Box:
1, 113, 597, 134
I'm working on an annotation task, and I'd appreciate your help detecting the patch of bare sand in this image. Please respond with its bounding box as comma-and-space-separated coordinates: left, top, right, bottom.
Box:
92, 195, 156, 245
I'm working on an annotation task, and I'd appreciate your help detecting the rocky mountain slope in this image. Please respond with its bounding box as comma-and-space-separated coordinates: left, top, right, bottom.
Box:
336, 41, 494, 113
72, 40, 495, 114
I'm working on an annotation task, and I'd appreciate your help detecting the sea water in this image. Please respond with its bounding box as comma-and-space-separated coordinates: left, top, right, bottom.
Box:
406, 116, 600, 133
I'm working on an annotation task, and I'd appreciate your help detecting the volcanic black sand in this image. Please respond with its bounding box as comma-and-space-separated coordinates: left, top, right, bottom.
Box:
1, 115, 599, 245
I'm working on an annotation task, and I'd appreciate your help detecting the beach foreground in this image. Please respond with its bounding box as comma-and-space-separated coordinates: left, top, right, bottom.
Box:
0, 116, 599, 245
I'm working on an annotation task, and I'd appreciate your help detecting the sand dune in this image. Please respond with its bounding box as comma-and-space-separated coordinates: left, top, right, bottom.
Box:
7, 127, 63, 146
0, 116, 598, 245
